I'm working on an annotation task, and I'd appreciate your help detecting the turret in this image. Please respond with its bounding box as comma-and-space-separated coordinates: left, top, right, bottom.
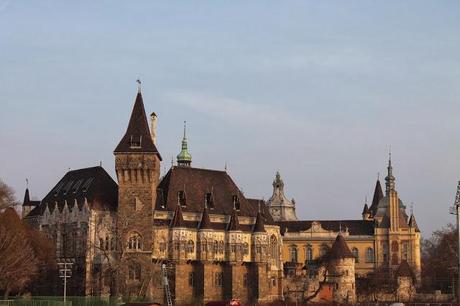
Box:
177, 121, 192, 167
267, 171, 298, 221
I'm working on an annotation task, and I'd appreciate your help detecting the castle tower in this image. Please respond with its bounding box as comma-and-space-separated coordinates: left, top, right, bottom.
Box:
22, 185, 39, 218
114, 86, 162, 292
267, 171, 297, 221
328, 234, 356, 304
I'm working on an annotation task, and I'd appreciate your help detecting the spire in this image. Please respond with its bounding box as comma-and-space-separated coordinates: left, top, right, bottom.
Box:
273, 171, 284, 191
369, 178, 384, 216
361, 197, 369, 216
385, 150, 396, 194
253, 209, 266, 233
171, 203, 185, 228
23, 187, 30, 205
198, 204, 212, 230
114, 86, 162, 158
177, 121, 192, 167
227, 208, 241, 231
329, 234, 354, 260
408, 213, 420, 232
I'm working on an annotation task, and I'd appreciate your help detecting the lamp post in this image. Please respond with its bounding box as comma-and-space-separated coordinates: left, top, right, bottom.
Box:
449, 181, 460, 300
58, 258, 75, 304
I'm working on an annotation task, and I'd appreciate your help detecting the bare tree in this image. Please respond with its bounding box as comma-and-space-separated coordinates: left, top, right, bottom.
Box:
0, 179, 19, 211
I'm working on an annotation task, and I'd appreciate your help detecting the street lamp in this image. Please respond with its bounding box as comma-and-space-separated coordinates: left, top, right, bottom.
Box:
58, 258, 75, 304
449, 181, 460, 299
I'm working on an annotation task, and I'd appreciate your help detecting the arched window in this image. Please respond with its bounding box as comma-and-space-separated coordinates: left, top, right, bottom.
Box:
365, 247, 374, 263
306, 245, 313, 262
320, 245, 328, 257
290, 246, 298, 263
127, 233, 142, 251
270, 235, 278, 260
128, 263, 141, 280
187, 240, 195, 253
352, 247, 359, 263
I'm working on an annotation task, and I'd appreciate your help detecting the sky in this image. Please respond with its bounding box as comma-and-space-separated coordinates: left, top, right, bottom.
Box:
1, 1, 460, 236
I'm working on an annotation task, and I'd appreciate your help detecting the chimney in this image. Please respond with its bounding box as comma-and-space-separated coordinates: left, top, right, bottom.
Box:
150, 112, 157, 145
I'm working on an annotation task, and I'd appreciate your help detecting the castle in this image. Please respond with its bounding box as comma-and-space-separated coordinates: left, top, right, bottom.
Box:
23, 87, 421, 304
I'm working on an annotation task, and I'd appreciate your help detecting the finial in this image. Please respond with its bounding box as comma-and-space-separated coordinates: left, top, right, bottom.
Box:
171, 155, 174, 167
377, 172, 380, 181
183, 121, 187, 139
26, 178, 29, 188
258, 200, 261, 213
365, 195, 368, 205
224, 162, 227, 172
410, 202, 414, 215
339, 221, 342, 232
99, 161, 102, 167
136, 79, 142, 93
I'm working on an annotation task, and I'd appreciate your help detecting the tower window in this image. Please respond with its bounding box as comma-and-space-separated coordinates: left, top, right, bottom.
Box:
306, 245, 313, 262
129, 135, 142, 148
205, 192, 214, 209
128, 263, 141, 280
232, 195, 240, 210
127, 233, 142, 251
178, 190, 187, 206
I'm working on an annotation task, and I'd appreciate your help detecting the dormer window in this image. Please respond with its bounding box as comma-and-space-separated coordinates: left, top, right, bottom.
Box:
205, 192, 214, 209
129, 135, 142, 149
232, 195, 240, 211
178, 190, 187, 206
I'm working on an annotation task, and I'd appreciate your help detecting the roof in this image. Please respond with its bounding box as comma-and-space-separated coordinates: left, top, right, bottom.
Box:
227, 209, 241, 231
361, 203, 369, 215
171, 204, 185, 228
328, 234, 354, 259
277, 220, 375, 236
22, 188, 40, 207
27, 166, 118, 217
396, 260, 414, 278
114, 92, 162, 158
155, 166, 274, 224
198, 206, 212, 230
369, 179, 383, 216
252, 211, 266, 233
408, 214, 420, 232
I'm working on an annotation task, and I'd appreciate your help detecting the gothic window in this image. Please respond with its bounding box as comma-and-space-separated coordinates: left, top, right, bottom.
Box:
270, 235, 278, 260
127, 233, 142, 251
187, 240, 195, 253
290, 246, 298, 263
366, 247, 374, 263
128, 263, 141, 280
243, 242, 249, 255
159, 241, 166, 252
402, 241, 409, 260
214, 272, 223, 287
306, 245, 313, 262
256, 244, 262, 254
178, 190, 187, 206
213, 241, 218, 254
231, 244, 236, 253
352, 247, 359, 263
232, 195, 240, 210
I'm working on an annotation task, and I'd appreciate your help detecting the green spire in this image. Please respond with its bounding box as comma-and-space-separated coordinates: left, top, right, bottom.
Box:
177, 121, 192, 167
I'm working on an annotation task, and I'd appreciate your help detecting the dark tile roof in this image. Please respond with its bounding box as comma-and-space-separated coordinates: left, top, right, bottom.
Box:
396, 260, 414, 278
198, 206, 212, 230
369, 180, 383, 216
247, 198, 275, 225
252, 211, 266, 233
277, 220, 375, 236
227, 209, 241, 231
171, 204, 185, 228
329, 234, 354, 259
408, 214, 420, 232
155, 167, 274, 224
114, 92, 161, 159
361, 203, 369, 215
27, 166, 118, 217
22, 188, 40, 207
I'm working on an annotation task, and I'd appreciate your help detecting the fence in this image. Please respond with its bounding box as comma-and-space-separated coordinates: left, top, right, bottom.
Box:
0, 297, 126, 306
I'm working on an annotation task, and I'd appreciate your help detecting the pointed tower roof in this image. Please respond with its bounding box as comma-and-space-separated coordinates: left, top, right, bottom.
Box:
385, 152, 396, 194
329, 234, 354, 260
253, 207, 266, 233
198, 205, 212, 230
227, 209, 241, 231
114, 90, 162, 158
23, 188, 30, 205
408, 214, 420, 232
369, 179, 384, 216
171, 203, 185, 228
177, 121, 192, 167
362, 203, 369, 215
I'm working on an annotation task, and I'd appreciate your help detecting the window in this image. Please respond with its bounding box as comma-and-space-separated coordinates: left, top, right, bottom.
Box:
214, 272, 223, 287
159, 242, 166, 252
306, 245, 313, 262
219, 241, 224, 254
232, 195, 240, 210
178, 191, 187, 206
270, 235, 278, 260
365, 247, 374, 263
128, 263, 141, 280
205, 192, 214, 209
188, 272, 194, 287
187, 240, 195, 253
231, 244, 236, 253
402, 242, 409, 260
290, 246, 298, 263
320, 245, 328, 257
129, 135, 142, 148
213, 241, 218, 254
128, 233, 142, 251
352, 247, 359, 263
243, 242, 249, 255
256, 245, 262, 254
382, 243, 388, 263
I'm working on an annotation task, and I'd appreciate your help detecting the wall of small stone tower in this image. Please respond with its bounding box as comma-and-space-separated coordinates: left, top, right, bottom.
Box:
115, 152, 160, 296
329, 257, 356, 304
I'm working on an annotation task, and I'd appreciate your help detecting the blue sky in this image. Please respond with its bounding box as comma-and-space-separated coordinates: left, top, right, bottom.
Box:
1, 1, 460, 235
